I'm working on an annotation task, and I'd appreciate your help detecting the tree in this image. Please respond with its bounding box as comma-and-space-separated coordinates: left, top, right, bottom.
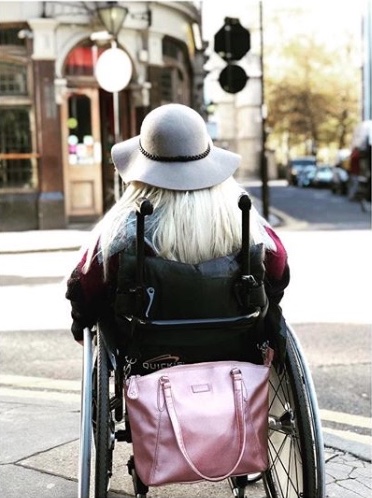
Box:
263, 9, 360, 160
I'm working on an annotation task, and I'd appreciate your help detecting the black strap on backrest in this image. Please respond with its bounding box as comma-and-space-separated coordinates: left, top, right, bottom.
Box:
134, 198, 154, 317
238, 193, 252, 276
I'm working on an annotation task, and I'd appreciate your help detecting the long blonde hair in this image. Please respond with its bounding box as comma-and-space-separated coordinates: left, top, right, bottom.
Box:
83, 177, 276, 279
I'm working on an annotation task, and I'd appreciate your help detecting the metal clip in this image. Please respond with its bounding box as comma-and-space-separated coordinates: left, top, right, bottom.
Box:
242, 274, 258, 287
145, 287, 155, 317
258, 341, 274, 366
124, 356, 137, 379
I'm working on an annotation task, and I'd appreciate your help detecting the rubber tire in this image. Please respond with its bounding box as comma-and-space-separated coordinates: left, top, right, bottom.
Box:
94, 329, 113, 498
263, 326, 325, 498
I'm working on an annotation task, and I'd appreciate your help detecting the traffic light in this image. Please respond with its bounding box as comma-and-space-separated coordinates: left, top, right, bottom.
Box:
214, 18, 250, 94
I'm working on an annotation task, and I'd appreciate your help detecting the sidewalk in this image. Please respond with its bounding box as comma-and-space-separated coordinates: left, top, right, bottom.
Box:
0, 382, 371, 498
0, 216, 371, 496
0, 225, 92, 254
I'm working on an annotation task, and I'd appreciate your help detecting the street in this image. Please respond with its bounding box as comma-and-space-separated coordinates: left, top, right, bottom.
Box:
0, 182, 371, 497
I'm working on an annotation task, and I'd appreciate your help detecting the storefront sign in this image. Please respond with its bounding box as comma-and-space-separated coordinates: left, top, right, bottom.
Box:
95, 47, 133, 92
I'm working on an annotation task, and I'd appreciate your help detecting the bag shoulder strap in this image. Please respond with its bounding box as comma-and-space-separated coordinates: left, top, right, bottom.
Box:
160, 368, 247, 482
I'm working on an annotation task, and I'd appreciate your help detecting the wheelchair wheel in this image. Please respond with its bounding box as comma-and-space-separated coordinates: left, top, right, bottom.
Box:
263, 325, 325, 498
78, 328, 93, 498
93, 327, 115, 498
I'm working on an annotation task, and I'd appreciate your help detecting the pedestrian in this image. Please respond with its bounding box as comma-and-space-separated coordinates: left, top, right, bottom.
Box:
65, 104, 290, 350
348, 147, 361, 200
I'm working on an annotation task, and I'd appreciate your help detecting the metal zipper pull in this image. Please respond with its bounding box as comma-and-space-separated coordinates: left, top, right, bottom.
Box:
145, 287, 155, 317
126, 375, 140, 399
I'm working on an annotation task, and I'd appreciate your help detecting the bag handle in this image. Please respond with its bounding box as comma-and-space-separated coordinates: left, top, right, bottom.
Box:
160, 368, 247, 482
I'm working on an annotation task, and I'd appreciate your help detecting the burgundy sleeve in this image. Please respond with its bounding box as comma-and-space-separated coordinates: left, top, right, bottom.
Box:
65, 246, 119, 341
263, 226, 290, 303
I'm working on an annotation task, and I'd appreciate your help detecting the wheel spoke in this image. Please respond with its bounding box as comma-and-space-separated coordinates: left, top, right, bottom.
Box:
268, 431, 303, 497
264, 327, 324, 497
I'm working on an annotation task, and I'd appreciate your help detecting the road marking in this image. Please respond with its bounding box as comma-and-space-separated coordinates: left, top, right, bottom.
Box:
0, 374, 81, 392
320, 409, 372, 429
323, 427, 372, 446
1, 375, 371, 440
0, 386, 80, 403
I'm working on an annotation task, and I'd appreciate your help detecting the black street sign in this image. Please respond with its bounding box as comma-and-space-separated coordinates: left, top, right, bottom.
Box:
214, 17, 251, 62
218, 64, 249, 94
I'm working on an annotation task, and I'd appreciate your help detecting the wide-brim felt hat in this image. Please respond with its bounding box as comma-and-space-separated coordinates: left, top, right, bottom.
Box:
111, 103, 241, 191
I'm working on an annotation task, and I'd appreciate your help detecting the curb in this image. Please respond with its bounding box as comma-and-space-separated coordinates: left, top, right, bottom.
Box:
0, 229, 90, 255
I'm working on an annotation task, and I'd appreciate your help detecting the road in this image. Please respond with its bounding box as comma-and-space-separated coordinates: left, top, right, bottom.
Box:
248, 179, 371, 230
0, 181, 371, 497
248, 182, 372, 455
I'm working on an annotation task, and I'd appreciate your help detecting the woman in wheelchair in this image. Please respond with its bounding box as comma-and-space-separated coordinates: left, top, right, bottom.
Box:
65, 104, 328, 498
65, 103, 289, 351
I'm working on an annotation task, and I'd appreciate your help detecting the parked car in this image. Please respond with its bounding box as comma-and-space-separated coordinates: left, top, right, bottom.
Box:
331, 165, 349, 195
287, 156, 317, 185
296, 164, 317, 187
311, 165, 334, 188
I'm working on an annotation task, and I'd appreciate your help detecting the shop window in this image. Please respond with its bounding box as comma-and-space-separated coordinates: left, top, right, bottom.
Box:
158, 36, 190, 106
163, 37, 188, 65
158, 67, 184, 103
0, 26, 35, 190
0, 108, 36, 189
0, 62, 28, 95
0, 26, 26, 46
67, 94, 94, 165
160, 68, 173, 102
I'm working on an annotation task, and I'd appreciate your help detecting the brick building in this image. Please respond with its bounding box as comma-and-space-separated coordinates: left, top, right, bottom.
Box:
0, 1, 204, 230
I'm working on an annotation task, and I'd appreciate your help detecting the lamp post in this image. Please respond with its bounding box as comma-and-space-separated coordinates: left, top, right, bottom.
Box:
97, 2, 128, 39
96, 2, 129, 201
259, 0, 269, 220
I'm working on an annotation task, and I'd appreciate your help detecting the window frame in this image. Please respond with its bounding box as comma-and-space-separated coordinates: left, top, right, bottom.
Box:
0, 23, 38, 192
161, 36, 191, 106
0, 106, 39, 192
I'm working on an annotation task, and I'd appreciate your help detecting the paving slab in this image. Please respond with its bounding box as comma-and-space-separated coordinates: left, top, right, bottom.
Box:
0, 465, 78, 498
0, 389, 80, 462
325, 449, 372, 497
7, 435, 372, 498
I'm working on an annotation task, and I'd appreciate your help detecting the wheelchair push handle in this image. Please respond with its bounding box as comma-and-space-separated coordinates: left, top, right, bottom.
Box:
135, 197, 154, 217
238, 192, 252, 212
238, 193, 252, 277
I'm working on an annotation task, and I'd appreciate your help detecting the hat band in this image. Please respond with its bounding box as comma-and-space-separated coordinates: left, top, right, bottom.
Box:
139, 140, 210, 162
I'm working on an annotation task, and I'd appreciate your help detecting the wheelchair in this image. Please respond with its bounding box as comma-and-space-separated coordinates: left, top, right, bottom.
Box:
77, 196, 326, 498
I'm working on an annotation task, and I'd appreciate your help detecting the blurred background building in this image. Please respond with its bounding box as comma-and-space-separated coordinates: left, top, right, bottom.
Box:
202, 0, 369, 180
0, 0, 370, 231
0, 1, 204, 230
202, 1, 269, 183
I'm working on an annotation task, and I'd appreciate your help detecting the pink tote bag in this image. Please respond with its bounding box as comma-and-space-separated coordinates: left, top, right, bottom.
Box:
124, 354, 272, 486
